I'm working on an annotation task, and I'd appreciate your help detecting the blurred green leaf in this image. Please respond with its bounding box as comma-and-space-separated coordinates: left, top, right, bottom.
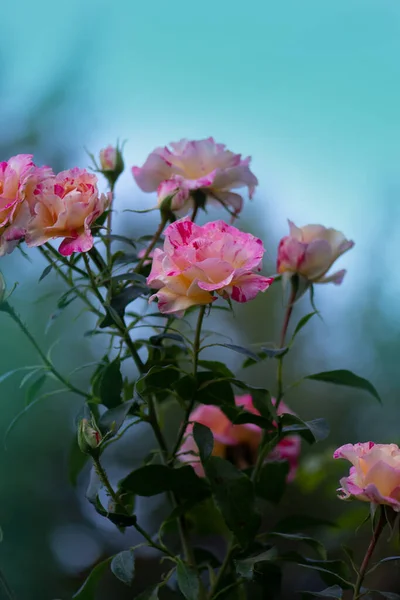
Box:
111, 549, 135, 586
99, 358, 123, 408
135, 586, 159, 599
306, 370, 381, 403
280, 415, 329, 444
205, 456, 260, 547
120, 464, 209, 498
291, 312, 317, 342
301, 585, 343, 598
25, 374, 47, 406
280, 553, 352, 588
99, 400, 136, 435
72, 557, 112, 599
216, 343, 261, 362
269, 532, 327, 560
367, 555, 400, 576
38, 264, 53, 282
137, 365, 181, 396
174, 372, 235, 407
373, 592, 400, 600
193, 423, 214, 462
0, 366, 41, 385
197, 360, 234, 378
255, 462, 289, 504
235, 548, 278, 579
176, 560, 199, 600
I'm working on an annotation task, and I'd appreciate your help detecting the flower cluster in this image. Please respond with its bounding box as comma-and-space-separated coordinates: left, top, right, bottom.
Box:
0, 155, 110, 257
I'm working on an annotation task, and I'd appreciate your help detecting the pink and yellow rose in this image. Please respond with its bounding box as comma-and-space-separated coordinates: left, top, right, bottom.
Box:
277, 220, 354, 285
132, 137, 258, 216
99, 145, 118, 171
0, 154, 53, 255
334, 442, 400, 511
179, 395, 301, 480
147, 217, 273, 315
26, 168, 110, 256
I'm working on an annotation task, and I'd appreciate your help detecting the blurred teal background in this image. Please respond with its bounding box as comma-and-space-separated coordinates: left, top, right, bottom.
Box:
1, 0, 400, 598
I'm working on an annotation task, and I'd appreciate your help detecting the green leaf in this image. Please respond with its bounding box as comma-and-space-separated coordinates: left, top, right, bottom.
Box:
109, 285, 145, 315
193, 423, 214, 462
255, 462, 289, 504
72, 557, 112, 599
274, 515, 337, 532
99, 358, 123, 408
176, 560, 199, 600
120, 464, 209, 498
217, 343, 261, 362
301, 585, 343, 599
136, 365, 181, 396
111, 549, 135, 586
367, 555, 400, 576
68, 437, 89, 487
306, 370, 381, 403
373, 592, 400, 600
25, 375, 47, 405
174, 372, 235, 407
204, 456, 260, 547
269, 532, 327, 560
235, 548, 278, 579
0, 366, 41, 385
280, 414, 329, 444
291, 312, 317, 342
197, 360, 234, 378
99, 400, 135, 435
281, 553, 352, 588
38, 264, 53, 282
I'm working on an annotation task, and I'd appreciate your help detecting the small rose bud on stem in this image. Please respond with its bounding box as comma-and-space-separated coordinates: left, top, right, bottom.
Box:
77, 418, 102, 456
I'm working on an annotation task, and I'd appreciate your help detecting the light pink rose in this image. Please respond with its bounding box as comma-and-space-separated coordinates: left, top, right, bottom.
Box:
277, 220, 354, 284
0, 154, 53, 255
334, 442, 400, 511
99, 145, 118, 171
132, 137, 258, 215
147, 217, 273, 315
26, 168, 110, 256
178, 395, 301, 481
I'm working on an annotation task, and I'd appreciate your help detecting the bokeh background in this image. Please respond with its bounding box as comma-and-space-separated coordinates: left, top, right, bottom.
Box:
1, 0, 400, 598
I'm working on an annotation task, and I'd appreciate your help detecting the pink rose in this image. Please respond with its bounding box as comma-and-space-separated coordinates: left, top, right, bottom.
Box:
147, 217, 273, 315
178, 395, 301, 481
0, 154, 53, 255
132, 137, 258, 215
277, 220, 354, 284
99, 145, 118, 171
26, 168, 110, 256
334, 442, 400, 511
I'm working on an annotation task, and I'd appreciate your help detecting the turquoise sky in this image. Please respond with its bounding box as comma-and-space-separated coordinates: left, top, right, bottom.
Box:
2, 0, 400, 314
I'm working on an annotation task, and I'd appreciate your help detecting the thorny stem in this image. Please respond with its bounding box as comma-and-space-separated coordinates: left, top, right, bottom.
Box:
92, 455, 175, 558
170, 305, 207, 459
6, 305, 90, 399
134, 214, 169, 272
275, 276, 298, 411
105, 182, 115, 305
353, 507, 386, 600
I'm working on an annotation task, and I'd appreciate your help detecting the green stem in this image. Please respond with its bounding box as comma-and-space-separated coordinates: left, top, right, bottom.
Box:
275, 276, 298, 411
170, 305, 207, 459
38, 247, 102, 318
44, 243, 87, 277
208, 539, 236, 599
105, 182, 115, 305
191, 203, 199, 222
134, 215, 168, 272
353, 507, 386, 600
83, 252, 145, 373
7, 304, 89, 399
92, 455, 174, 558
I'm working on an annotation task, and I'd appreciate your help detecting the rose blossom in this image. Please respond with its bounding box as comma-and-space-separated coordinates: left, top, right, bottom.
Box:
0, 154, 53, 255
178, 395, 301, 481
277, 220, 354, 285
147, 217, 273, 315
26, 168, 110, 256
132, 137, 258, 215
334, 442, 400, 511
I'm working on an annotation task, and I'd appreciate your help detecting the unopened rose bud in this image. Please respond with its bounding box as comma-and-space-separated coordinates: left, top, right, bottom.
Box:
99, 144, 124, 185
78, 418, 102, 455
157, 178, 190, 213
